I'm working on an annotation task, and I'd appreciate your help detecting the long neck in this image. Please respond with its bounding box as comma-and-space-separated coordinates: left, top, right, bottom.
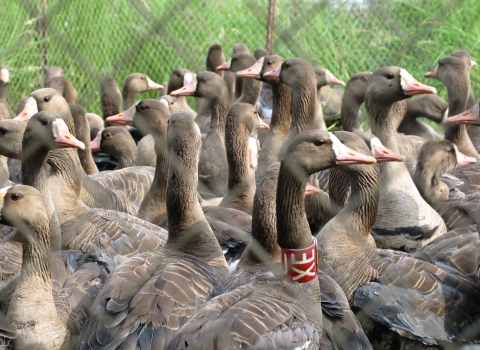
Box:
122, 87, 136, 110
226, 121, 251, 189
116, 146, 138, 169
339, 165, 379, 236
290, 77, 317, 136
73, 114, 98, 174
270, 83, 291, 133
341, 95, 363, 132
0, 83, 7, 100
209, 90, 230, 140
165, 149, 225, 263
444, 81, 480, 159
137, 137, 169, 222
276, 162, 313, 249
22, 146, 61, 251
20, 222, 51, 283
368, 99, 406, 153
237, 78, 262, 105
328, 168, 351, 213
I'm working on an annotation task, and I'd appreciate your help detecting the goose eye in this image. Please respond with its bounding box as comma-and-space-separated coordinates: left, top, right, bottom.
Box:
105, 133, 112, 138
201, 77, 207, 82
41, 119, 48, 126
138, 104, 148, 111
386, 73, 394, 79
10, 193, 20, 201
140, 76, 145, 80
314, 139, 325, 146
171, 102, 174, 105
43, 96, 50, 102
446, 147, 453, 153
284, 63, 290, 69
439, 62, 444, 66
0, 127, 7, 135
267, 60, 273, 65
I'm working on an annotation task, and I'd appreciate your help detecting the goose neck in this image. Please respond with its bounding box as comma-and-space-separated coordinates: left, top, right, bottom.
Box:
269, 84, 291, 133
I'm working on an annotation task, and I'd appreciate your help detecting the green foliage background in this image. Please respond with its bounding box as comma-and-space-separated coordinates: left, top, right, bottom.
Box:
1, 0, 479, 116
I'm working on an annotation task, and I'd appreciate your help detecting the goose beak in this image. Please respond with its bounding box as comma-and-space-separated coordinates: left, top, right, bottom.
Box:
248, 136, 258, 169
401, 69, 436, 95
14, 96, 38, 122
146, 76, 163, 91
257, 115, 270, 130
370, 137, 405, 162
236, 58, 264, 79
0, 68, 10, 85
171, 73, 197, 97
0, 186, 13, 223
456, 150, 477, 167
53, 120, 85, 150
330, 133, 377, 165
447, 104, 479, 124
216, 60, 231, 72
472, 60, 478, 68
263, 66, 281, 80
90, 131, 102, 152
325, 70, 345, 86
305, 183, 321, 196
424, 66, 438, 79
105, 104, 135, 126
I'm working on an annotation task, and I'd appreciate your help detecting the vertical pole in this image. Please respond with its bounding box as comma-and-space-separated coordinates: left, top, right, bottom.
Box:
38, 0, 48, 73
266, 0, 275, 54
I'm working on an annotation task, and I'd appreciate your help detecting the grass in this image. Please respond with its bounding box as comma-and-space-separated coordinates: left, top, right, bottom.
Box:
0, 0, 479, 118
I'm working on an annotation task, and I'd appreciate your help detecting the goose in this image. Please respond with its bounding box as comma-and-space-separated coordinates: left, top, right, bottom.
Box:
315, 128, 480, 347
0, 184, 109, 350
171, 72, 230, 198
236, 54, 292, 180
217, 52, 262, 106
10, 111, 167, 258
43, 66, 64, 86
106, 99, 252, 269
229, 43, 250, 102
314, 66, 345, 128
167, 130, 376, 349
15, 88, 154, 215
0, 66, 14, 120
413, 140, 478, 229
165, 68, 197, 117
218, 102, 269, 215
70, 104, 99, 174
121, 73, 163, 110
90, 126, 138, 169
364, 66, 446, 251
263, 58, 317, 160
79, 112, 230, 349
398, 95, 448, 140
425, 56, 480, 195
340, 71, 371, 133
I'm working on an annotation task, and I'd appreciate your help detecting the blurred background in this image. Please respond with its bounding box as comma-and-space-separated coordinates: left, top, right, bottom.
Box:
1, 0, 479, 116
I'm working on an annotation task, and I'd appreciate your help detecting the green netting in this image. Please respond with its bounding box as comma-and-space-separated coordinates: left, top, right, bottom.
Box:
1, 0, 479, 115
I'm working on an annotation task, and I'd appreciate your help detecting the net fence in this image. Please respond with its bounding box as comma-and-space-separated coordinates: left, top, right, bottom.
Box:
1, 0, 479, 115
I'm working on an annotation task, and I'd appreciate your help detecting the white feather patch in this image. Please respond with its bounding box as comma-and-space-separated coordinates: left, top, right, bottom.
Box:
51, 119, 69, 139
0, 186, 13, 210
328, 132, 341, 157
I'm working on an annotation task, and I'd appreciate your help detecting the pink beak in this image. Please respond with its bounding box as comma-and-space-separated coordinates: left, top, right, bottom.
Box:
472, 60, 477, 68
14, 97, 38, 122
0, 68, 10, 85
216, 60, 231, 72
236, 58, 264, 79
331, 133, 377, 165
263, 66, 281, 80
447, 104, 479, 124
456, 150, 477, 167
370, 137, 406, 162
90, 132, 102, 152
170, 74, 197, 97
105, 104, 135, 126
401, 69, 437, 96
424, 66, 438, 79
146, 76, 163, 91
325, 70, 345, 86
305, 183, 321, 196
54, 120, 85, 149
257, 115, 270, 131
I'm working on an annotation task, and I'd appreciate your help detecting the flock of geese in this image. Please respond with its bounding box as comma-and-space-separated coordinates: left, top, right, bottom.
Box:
0, 43, 480, 349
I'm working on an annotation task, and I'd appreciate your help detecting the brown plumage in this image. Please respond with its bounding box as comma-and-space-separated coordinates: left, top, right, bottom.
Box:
365, 67, 446, 251
0, 66, 14, 120
45, 75, 78, 104
314, 66, 345, 129
69, 104, 99, 174
0, 185, 109, 350
168, 130, 369, 350
91, 126, 138, 169
79, 112, 229, 350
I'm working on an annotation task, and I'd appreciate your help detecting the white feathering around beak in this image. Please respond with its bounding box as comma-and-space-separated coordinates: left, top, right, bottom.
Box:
0, 186, 13, 212
328, 132, 341, 158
